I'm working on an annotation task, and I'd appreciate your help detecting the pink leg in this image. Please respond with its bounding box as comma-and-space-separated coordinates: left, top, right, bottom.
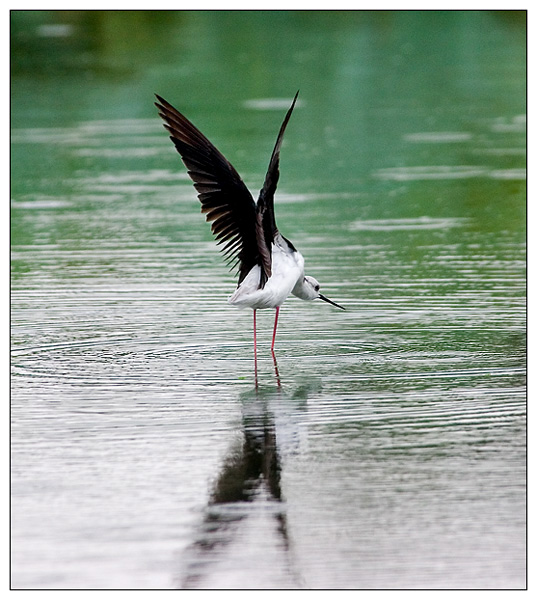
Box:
271, 306, 280, 353
272, 348, 281, 388
253, 309, 257, 355
253, 310, 258, 384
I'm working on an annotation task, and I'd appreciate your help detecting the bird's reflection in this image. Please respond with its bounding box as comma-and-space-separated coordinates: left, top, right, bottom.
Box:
179, 378, 319, 589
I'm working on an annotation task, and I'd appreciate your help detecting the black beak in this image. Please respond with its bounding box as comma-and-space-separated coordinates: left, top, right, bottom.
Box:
319, 294, 345, 310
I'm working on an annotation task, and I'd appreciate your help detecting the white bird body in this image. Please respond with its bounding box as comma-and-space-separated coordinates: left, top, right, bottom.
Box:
155, 91, 344, 366
229, 236, 305, 310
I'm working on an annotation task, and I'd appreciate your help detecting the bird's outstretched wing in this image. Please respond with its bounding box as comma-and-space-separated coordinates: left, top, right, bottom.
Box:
255, 91, 300, 286
155, 95, 261, 285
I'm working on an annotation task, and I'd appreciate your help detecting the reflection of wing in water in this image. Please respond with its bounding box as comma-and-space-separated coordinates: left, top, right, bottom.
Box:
178, 381, 320, 589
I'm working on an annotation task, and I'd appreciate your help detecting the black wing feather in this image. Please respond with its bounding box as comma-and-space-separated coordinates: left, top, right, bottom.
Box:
155, 95, 262, 285
255, 91, 300, 286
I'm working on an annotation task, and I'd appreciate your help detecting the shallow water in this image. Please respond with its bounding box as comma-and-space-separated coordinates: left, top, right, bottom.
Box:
11, 10, 526, 589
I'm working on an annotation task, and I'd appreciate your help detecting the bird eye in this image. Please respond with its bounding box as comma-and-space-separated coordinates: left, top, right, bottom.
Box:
314, 284, 320, 291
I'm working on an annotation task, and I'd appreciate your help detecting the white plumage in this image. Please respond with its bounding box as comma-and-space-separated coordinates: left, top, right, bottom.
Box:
229, 235, 305, 309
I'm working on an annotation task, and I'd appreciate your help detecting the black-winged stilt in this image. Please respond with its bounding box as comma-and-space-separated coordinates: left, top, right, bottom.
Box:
155, 91, 344, 363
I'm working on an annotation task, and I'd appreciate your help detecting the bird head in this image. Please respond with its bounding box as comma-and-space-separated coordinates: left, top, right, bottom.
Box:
296, 276, 345, 309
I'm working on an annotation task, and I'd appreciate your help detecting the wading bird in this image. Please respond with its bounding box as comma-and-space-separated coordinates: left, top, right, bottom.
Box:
155, 91, 344, 363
